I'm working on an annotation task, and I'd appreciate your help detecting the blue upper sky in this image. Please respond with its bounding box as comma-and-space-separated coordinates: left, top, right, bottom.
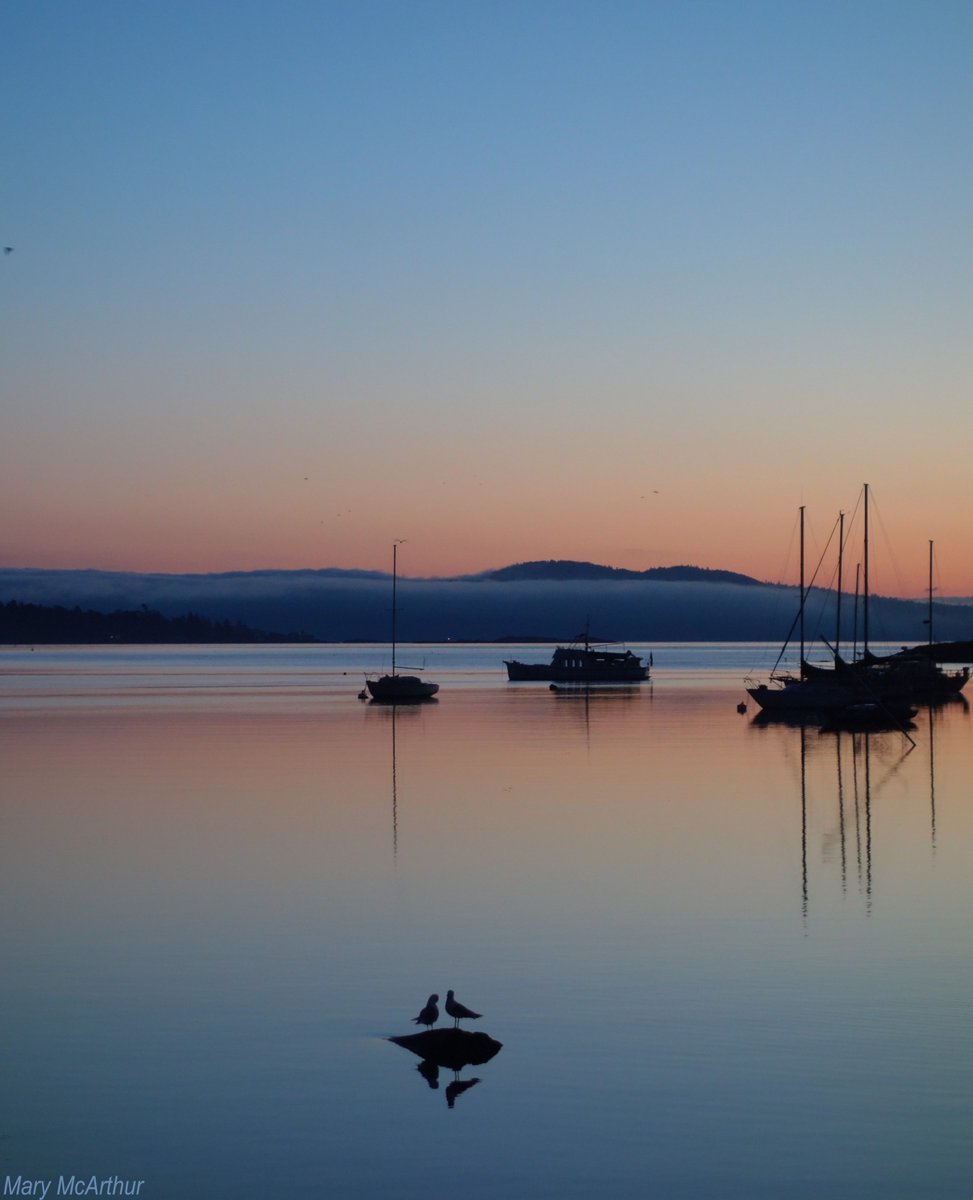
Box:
4, 1, 972, 592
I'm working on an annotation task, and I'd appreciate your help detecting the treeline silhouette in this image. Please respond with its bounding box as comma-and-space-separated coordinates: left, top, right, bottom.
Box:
0, 600, 318, 645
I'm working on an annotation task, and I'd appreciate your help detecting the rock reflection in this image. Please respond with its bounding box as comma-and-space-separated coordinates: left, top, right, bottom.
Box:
389, 1029, 501, 1107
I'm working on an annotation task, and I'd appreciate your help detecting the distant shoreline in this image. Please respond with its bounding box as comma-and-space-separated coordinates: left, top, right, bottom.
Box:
3, 567, 972, 646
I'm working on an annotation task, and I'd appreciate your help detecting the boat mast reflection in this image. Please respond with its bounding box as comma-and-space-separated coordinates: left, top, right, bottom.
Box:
835, 728, 847, 896
929, 700, 937, 854
800, 723, 808, 927
757, 712, 927, 921
392, 703, 398, 860
365, 700, 426, 863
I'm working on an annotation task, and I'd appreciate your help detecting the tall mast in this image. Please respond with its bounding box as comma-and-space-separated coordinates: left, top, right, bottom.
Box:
928, 539, 934, 646
799, 505, 805, 673
863, 483, 870, 658
835, 510, 844, 665
391, 541, 398, 675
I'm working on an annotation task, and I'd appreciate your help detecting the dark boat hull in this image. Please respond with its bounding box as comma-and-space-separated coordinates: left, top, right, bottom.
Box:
746, 677, 860, 713
822, 701, 918, 731
366, 674, 439, 702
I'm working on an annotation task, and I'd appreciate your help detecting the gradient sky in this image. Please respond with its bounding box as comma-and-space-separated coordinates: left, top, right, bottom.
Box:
3, 0, 972, 596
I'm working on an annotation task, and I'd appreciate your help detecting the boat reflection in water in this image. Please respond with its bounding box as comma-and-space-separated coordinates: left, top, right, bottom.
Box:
751, 697, 967, 923
366, 698, 431, 862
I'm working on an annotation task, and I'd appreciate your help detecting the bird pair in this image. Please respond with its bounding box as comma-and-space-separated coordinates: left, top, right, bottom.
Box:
413, 989, 481, 1030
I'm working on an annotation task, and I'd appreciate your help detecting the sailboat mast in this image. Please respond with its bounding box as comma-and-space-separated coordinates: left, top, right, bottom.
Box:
928, 539, 934, 646
863, 483, 870, 658
835, 510, 844, 665
799, 505, 805, 673
391, 541, 398, 675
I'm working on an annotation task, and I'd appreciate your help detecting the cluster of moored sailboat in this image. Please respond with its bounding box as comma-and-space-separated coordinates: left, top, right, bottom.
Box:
365, 496, 971, 720
745, 485, 970, 724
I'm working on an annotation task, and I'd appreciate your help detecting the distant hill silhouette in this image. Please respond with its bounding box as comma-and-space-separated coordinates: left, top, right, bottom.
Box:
2, 563, 971, 645
479, 560, 761, 586
0, 600, 318, 645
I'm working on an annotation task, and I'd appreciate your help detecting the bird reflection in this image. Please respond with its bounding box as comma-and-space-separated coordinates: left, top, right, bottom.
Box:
406, 1058, 484, 1105
445, 1075, 481, 1108
416, 1059, 440, 1089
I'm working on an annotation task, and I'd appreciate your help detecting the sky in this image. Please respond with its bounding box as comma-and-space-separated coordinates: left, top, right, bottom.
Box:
3, 0, 972, 597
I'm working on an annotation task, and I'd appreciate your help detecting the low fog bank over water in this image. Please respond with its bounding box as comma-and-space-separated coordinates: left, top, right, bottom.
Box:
2, 568, 971, 644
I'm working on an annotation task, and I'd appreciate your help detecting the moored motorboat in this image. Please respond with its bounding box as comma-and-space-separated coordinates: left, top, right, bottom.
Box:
504, 633, 649, 683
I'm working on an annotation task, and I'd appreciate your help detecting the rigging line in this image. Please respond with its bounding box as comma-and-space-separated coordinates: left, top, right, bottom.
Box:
804, 513, 841, 593
869, 490, 910, 606
867, 743, 916, 798
748, 509, 802, 678
768, 512, 842, 677
802, 514, 843, 650
932, 543, 946, 605
838, 489, 866, 566
766, 513, 843, 672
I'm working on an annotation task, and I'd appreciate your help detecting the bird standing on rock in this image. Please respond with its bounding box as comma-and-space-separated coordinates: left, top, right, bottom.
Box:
445, 989, 481, 1028
413, 993, 439, 1030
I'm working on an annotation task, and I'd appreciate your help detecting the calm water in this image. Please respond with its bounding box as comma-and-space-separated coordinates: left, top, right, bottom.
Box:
2, 644, 972, 1199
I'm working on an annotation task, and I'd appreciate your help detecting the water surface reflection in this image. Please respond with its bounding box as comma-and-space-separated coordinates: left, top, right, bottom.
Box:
3, 650, 973, 1198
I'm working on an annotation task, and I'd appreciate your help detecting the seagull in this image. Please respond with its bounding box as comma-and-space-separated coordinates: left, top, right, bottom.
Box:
445, 989, 481, 1028
3, 247, 12, 255
412, 993, 439, 1030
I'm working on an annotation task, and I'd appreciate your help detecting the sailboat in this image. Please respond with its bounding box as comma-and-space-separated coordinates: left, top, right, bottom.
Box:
863, 539, 970, 699
746, 505, 862, 713
747, 488, 914, 719
365, 542, 439, 702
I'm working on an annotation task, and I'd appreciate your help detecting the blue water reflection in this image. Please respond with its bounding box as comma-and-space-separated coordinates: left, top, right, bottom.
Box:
1, 647, 972, 1198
